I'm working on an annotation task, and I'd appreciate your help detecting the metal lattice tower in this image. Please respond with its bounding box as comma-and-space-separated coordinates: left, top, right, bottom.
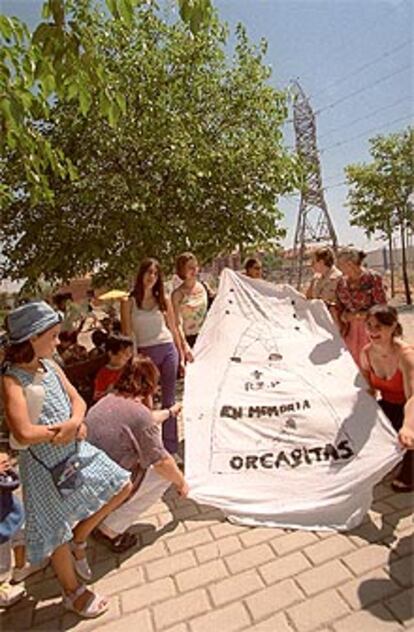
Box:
290, 81, 337, 288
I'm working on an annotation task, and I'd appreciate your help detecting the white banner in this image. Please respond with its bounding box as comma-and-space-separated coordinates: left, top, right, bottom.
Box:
184, 269, 403, 531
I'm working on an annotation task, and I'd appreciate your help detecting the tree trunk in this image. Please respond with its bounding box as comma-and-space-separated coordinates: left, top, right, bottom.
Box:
399, 215, 412, 305
387, 230, 395, 297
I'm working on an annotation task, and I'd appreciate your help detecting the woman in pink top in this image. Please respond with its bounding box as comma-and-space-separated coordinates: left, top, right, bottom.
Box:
360, 305, 414, 492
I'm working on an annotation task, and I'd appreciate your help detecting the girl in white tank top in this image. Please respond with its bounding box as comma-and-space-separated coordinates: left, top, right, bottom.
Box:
121, 258, 183, 454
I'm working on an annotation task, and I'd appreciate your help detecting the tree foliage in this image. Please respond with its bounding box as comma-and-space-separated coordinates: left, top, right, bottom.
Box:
0, 0, 212, 206
1, 2, 300, 285
345, 127, 413, 304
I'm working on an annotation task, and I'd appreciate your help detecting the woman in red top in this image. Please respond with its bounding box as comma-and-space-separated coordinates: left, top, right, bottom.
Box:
360, 305, 414, 492
336, 247, 387, 367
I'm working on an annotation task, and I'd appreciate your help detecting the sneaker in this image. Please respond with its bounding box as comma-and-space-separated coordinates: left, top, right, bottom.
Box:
11, 559, 48, 584
0, 582, 26, 608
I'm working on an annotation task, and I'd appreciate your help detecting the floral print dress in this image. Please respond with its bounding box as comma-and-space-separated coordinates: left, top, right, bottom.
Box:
336, 269, 387, 366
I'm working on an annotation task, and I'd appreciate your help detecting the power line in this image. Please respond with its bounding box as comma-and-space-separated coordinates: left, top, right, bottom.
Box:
295, 0, 409, 85
323, 181, 347, 192
318, 95, 412, 140
314, 64, 411, 115
319, 114, 412, 154
310, 40, 411, 100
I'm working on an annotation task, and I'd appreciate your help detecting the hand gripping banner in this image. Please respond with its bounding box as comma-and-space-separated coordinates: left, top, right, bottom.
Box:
184, 269, 403, 531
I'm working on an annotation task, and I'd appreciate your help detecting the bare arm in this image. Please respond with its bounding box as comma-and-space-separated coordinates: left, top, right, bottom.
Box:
172, 288, 193, 362
52, 361, 86, 426
164, 297, 185, 364
121, 298, 133, 336
399, 348, 414, 449
359, 347, 376, 396
2, 375, 57, 446
152, 403, 182, 425
153, 454, 188, 496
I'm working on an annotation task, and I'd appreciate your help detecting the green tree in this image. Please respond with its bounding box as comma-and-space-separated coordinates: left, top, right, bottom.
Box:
1, 5, 300, 285
0, 0, 212, 206
345, 127, 413, 305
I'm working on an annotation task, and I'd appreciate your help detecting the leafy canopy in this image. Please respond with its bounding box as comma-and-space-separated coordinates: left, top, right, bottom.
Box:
0, 0, 212, 206
345, 127, 413, 236
345, 126, 413, 303
1, 1, 301, 285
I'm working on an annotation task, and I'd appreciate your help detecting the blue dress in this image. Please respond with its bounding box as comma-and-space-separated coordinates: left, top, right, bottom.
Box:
6, 360, 130, 564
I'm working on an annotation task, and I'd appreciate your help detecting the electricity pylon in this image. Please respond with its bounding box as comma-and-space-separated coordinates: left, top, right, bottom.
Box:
290, 81, 337, 289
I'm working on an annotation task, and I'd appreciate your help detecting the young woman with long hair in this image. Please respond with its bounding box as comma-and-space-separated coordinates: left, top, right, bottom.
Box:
360, 305, 414, 492
121, 258, 184, 454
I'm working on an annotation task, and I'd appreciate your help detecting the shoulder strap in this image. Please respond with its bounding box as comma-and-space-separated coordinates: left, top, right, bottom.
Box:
28, 447, 52, 471
28, 442, 78, 470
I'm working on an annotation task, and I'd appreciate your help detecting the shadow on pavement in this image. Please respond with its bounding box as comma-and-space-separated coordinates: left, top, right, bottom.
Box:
358, 533, 413, 624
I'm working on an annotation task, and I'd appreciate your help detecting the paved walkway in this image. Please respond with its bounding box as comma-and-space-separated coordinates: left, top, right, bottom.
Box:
1, 312, 413, 632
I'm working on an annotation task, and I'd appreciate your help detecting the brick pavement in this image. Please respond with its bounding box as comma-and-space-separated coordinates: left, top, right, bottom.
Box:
1, 311, 412, 631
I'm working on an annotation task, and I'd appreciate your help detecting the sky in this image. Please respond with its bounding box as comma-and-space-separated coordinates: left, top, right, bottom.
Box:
2, 0, 413, 253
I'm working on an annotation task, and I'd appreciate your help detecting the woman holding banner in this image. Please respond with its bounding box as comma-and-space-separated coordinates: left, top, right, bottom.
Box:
172, 252, 213, 357
86, 355, 188, 551
336, 247, 387, 367
360, 305, 414, 492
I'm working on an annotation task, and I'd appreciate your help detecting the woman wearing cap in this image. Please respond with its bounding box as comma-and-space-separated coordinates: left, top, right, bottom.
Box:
336, 247, 387, 367
2, 301, 132, 619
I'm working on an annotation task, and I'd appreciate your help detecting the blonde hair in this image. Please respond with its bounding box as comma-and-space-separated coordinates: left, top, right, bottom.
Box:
175, 252, 197, 281
337, 247, 366, 266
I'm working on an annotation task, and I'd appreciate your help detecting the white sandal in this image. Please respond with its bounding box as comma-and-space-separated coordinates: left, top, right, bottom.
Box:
62, 584, 108, 619
71, 541, 92, 581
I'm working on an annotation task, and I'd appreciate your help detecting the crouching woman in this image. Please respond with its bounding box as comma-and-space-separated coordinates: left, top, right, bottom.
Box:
2, 302, 132, 619
360, 305, 414, 492
86, 355, 188, 552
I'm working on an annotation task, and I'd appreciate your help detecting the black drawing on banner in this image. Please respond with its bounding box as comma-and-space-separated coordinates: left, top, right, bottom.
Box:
244, 367, 281, 392
285, 418, 297, 430
209, 304, 352, 473
244, 381, 265, 392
